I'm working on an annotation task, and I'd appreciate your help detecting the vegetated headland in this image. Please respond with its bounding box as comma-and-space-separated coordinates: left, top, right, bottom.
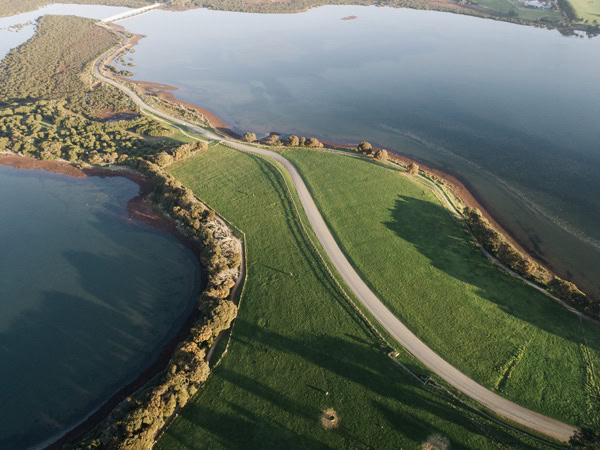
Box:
109, 22, 598, 323
0, 15, 244, 449
1, 8, 598, 450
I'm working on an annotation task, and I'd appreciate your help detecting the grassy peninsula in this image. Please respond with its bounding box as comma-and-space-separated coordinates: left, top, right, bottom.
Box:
280, 148, 600, 428
1, 5, 599, 450
161, 144, 548, 449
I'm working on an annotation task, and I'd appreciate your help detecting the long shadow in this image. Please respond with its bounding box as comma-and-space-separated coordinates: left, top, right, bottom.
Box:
383, 194, 599, 350
0, 201, 204, 449
0, 289, 184, 449
164, 319, 541, 449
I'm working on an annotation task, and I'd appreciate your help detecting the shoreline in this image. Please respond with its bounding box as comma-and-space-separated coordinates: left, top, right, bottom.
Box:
112, 68, 563, 283
0, 153, 209, 450
104, 18, 594, 297
124, 78, 237, 136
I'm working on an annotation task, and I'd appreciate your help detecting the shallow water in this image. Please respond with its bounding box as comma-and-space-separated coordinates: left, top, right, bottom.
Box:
118, 6, 600, 296
0, 166, 201, 448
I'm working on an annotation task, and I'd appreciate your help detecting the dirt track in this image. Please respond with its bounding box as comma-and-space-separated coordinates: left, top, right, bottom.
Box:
93, 29, 577, 442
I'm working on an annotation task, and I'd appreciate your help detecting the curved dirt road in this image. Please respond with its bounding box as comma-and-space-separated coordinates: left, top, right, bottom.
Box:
93, 35, 576, 442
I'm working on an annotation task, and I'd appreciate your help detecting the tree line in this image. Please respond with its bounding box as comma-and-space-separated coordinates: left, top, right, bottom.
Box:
464, 207, 598, 320
78, 156, 242, 449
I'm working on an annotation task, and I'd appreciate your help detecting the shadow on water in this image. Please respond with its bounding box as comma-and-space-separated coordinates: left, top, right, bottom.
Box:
163, 320, 541, 450
383, 194, 599, 350
0, 210, 202, 449
0, 289, 157, 449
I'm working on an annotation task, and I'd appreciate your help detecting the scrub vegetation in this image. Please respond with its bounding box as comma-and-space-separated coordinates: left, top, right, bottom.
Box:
161, 144, 548, 449
281, 147, 600, 428
0, 15, 136, 118
0, 102, 193, 165
0, 0, 147, 17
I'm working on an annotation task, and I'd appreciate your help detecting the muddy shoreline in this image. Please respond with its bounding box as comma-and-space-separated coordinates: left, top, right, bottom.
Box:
0, 154, 207, 449
108, 23, 580, 293
108, 66, 558, 278
124, 78, 236, 136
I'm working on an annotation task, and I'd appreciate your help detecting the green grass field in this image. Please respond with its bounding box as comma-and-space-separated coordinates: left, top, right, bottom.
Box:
280, 148, 600, 429
159, 145, 547, 449
568, 0, 600, 22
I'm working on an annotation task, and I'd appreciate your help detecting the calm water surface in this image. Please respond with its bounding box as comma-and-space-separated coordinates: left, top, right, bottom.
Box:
0, 166, 201, 448
120, 6, 600, 296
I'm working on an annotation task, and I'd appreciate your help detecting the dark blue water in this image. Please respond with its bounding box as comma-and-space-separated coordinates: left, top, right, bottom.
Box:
0, 166, 201, 448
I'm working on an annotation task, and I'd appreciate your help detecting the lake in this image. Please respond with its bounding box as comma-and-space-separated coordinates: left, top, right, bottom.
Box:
117, 6, 600, 297
0, 165, 201, 449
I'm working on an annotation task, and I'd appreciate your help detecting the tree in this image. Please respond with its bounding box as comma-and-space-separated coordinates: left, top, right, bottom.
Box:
242, 132, 256, 143
304, 137, 323, 148
285, 135, 299, 147
374, 149, 388, 162
407, 163, 419, 175
155, 151, 174, 168
570, 427, 600, 449
264, 133, 282, 146
357, 141, 372, 154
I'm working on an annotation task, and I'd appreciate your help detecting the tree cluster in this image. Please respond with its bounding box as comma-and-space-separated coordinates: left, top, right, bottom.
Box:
357, 141, 373, 154
79, 158, 242, 449
407, 162, 419, 175
153, 141, 209, 168
356, 141, 388, 161
463, 207, 598, 319
0, 102, 176, 165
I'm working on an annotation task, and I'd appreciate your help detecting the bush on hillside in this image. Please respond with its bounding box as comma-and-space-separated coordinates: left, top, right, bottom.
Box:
242, 132, 256, 142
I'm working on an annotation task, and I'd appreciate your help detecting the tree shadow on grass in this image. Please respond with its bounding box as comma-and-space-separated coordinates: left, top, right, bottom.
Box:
164, 319, 540, 449
383, 194, 599, 350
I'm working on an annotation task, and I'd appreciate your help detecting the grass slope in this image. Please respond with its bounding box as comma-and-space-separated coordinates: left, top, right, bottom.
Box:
568, 0, 600, 21
282, 148, 600, 428
161, 145, 547, 449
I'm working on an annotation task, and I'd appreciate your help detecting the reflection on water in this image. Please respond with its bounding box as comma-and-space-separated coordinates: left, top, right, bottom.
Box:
120, 6, 600, 296
0, 166, 201, 449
